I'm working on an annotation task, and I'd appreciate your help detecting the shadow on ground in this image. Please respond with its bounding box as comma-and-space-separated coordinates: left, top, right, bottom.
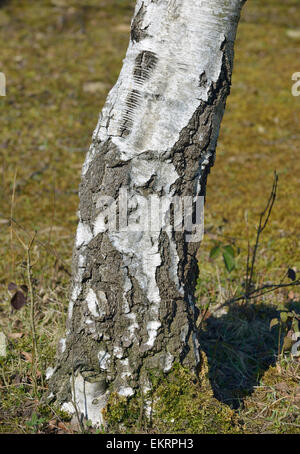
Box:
198, 302, 282, 409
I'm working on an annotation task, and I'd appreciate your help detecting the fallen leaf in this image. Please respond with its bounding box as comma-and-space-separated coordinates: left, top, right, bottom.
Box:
21, 351, 32, 363
286, 29, 300, 40
7, 332, 24, 340
83, 81, 109, 93
49, 418, 57, 427
288, 290, 295, 301
113, 24, 131, 33
14, 55, 23, 63
57, 421, 71, 433
11, 290, 27, 310
8, 282, 18, 292
287, 268, 296, 281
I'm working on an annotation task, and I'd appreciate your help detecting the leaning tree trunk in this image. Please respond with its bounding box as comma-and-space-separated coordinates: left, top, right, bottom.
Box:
48, 0, 246, 426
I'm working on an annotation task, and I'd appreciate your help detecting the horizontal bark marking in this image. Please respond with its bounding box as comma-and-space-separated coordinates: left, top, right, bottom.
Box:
133, 50, 158, 85
119, 89, 143, 137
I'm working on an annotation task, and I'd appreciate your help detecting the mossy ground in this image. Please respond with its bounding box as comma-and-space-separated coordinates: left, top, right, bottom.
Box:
0, 0, 299, 433
105, 358, 242, 434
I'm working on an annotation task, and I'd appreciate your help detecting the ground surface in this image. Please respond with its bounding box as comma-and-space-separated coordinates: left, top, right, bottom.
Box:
0, 0, 299, 434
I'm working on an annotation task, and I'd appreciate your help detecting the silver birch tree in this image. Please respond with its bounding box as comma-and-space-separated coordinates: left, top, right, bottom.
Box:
48, 0, 247, 426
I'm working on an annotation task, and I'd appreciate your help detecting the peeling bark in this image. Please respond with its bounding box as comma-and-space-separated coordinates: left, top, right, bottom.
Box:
48, 0, 246, 426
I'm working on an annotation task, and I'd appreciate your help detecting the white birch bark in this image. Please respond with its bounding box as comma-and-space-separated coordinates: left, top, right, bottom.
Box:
48, 0, 246, 426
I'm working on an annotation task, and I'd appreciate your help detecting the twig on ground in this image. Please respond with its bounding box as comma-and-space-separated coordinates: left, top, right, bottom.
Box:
219, 279, 300, 309
245, 171, 278, 299
13, 229, 41, 396
10, 170, 17, 281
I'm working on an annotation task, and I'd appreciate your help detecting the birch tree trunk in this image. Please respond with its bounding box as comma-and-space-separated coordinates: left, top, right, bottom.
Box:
48, 0, 246, 426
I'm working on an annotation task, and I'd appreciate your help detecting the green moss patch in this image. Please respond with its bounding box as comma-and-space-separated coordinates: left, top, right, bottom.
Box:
105, 356, 242, 434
